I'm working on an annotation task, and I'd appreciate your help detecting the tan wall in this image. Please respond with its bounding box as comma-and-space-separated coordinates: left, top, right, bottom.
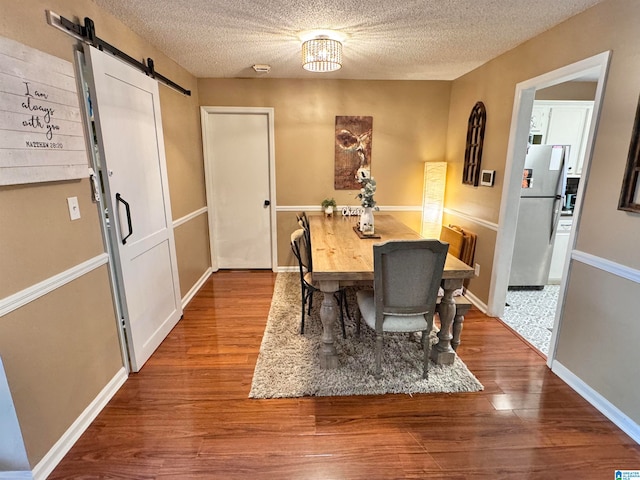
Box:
535, 81, 597, 101
447, 0, 640, 426
442, 212, 496, 302
198, 79, 451, 265
159, 84, 207, 220
0, 0, 207, 468
0, 266, 121, 464
556, 261, 640, 424
0, 179, 104, 297
174, 213, 211, 298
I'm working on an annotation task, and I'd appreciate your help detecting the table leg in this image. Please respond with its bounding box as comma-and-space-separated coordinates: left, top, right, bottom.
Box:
431, 278, 462, 365
452, 310, 464, 352
451, 304, 471, 351
318, 280, 340, 369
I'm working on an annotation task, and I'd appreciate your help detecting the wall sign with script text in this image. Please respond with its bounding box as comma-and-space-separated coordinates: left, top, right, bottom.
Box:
0, 35, 88, 185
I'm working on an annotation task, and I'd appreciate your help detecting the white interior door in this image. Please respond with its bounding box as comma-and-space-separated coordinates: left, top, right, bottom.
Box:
85, 46, 182, 372
202, 108, 274, 269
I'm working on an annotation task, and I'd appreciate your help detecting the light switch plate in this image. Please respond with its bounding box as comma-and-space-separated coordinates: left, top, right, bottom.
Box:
67, 196, 81, 220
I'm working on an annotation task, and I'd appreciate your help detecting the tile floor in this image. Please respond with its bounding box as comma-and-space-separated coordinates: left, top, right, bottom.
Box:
500, 285, 560, 356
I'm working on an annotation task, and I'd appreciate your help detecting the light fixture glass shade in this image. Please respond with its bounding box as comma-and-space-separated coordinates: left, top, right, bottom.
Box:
421, 162, 447, 239
302, 38, 342, 72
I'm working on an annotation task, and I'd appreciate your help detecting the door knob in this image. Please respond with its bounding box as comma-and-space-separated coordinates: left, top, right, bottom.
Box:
264, 200, 270, 207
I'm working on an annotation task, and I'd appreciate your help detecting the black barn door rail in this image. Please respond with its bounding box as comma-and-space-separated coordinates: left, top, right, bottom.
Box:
59, 15, 191, 96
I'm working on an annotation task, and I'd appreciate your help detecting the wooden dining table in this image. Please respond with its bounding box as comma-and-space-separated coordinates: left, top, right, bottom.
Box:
309, 214, 475, 369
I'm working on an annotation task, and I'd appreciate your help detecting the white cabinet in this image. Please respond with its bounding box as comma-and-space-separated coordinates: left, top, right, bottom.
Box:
530, 105, 550, 137
531, 101, 594, 176
548, 217, 573, 284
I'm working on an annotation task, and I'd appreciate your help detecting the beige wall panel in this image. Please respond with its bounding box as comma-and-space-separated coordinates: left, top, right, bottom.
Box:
442, 213, 496, 302
160, 84, 207, 220
0, 265, 122, 466
174, 213, 211, 298
198, 79, 451, 207
445, 0, 640, 428
535, 81, 597, 101
277, 211, 303, 268
0, 179, 104, 297
555, 261, 640, 424
0, 0, 205, 469
199, 79, 451, 265
447, 0, 640, 295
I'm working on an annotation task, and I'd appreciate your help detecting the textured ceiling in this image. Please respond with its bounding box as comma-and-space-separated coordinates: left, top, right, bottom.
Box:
90, 0, 606, 80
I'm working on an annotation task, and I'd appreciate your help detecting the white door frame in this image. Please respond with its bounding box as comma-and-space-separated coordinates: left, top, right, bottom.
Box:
487, 51, 611, 366
200, 106, 278, 271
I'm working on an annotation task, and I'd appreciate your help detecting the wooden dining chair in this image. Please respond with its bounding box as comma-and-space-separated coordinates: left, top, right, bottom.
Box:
290, 228, 348, 338
355, 239, 448, 379
296, 211, 310, 235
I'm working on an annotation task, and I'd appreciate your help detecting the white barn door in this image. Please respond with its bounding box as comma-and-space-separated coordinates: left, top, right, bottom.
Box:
85, 46, 182, 372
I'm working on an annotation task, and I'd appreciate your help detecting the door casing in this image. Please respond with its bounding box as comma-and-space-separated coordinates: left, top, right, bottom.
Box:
488, 51, 611, 366
200, 106, 278, 271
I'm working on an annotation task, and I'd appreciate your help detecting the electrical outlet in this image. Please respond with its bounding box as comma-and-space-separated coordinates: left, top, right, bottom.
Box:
474, 263, 480, 276
67, 196, 81, 220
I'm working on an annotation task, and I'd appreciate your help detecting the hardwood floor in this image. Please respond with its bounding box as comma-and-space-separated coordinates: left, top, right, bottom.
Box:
50, 270, 640, 479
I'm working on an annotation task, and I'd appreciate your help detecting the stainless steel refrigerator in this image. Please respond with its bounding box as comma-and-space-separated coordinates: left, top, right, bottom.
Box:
509, 144, 568, 289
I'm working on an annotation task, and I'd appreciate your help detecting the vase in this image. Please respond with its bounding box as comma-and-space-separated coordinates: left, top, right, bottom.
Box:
359, 207, 375, 235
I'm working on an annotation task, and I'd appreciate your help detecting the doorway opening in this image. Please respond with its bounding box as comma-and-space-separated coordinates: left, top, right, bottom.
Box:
487, 51, 611, 365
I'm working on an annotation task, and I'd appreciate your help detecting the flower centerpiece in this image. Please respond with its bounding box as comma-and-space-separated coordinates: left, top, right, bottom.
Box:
356, 167, 379, 235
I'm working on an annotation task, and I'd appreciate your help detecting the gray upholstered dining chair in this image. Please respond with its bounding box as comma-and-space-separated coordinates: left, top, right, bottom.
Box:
291, 228, 348, 338
355, 239, 449, 379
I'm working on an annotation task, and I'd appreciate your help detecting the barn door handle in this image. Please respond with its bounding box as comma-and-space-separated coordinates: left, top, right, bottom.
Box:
115, 193, 133, 244
264, 200, 270, 207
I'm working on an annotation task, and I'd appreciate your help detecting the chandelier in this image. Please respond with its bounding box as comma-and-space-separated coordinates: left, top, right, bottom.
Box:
301, 37, 342, 73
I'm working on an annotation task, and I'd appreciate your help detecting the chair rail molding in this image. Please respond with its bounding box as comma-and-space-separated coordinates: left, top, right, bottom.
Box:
276, 205, 422, 212
172, 206, 208, 229
443, 208, 499, 231
571, 250, 640, 284
0, 253, 109, 318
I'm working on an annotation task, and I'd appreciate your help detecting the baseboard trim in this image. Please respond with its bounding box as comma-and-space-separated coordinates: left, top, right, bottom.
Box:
31, 367, 128, 480
443, 208, 499, 231
552, 361, 640, 445
0, 253, 109, 318
463, 289, 488, 314
173, 206, 208, 229
277, 266, 297, 273
572, 250, 640, 284
181, 267, 212, 309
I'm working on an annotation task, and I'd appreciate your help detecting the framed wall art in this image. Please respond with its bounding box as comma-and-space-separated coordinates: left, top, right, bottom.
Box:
618, 94, 640, 213
462, 101, 486, 187
334, 115, 372, 190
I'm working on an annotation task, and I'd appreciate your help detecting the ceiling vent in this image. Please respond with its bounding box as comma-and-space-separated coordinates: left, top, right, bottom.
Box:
252, 64, 271, 73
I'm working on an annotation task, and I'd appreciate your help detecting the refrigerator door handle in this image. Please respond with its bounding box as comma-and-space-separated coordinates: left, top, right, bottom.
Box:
549, 194, 562, 243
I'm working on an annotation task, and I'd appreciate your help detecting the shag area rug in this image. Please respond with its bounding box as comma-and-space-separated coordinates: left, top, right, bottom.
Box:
249, 273, 483, 398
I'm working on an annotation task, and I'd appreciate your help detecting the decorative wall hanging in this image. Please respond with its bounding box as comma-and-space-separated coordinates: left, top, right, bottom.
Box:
335, 115, 372, 190
462, 101, 486, 187
0, 34, 88, 185
618, 94, 640, 213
